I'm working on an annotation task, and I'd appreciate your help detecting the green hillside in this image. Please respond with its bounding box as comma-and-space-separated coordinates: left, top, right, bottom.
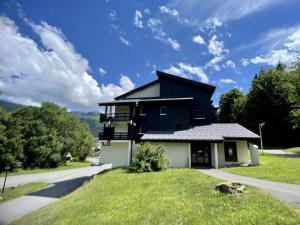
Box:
0, 100, 101, 137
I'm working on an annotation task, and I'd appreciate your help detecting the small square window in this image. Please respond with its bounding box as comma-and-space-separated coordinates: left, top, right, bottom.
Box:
140, 107, 146, 116
194, 110, 205, 119
174, 123, 183, 130
160, 106, 167, 115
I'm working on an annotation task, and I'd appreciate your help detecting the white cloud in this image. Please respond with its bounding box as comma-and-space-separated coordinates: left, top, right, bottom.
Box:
144, 8, 151, 15
205, 56, 223, 71
164, 63, 209, 83
166, 0, 285, 28
133, 10, 143, 28
0, 16, 135, 110
147, 18, 181, 51
249, 28, 300, 66
250, 49, 298, 66
219, 78, 236, 84
225, 60, 236, 69
208, 35, 228, 56
159, 6, 179, 18
192, 35, 206, 45
99, 67, 106, 76
285, 30, 300, 51
109, 10, 117, 21
119, 36, 131, 46
205, 35, 229, 71
241, 58, 249, 66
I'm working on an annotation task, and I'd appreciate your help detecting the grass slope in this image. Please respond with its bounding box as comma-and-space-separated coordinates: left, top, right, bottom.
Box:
222, 154, 300, 184
12, 169, 300, 225
286, 147, 300, 154
0, 161, 90, 177
0, 182, 48, 202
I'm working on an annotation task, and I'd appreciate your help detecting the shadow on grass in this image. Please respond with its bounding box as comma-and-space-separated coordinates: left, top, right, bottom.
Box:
27, 176, 90, 198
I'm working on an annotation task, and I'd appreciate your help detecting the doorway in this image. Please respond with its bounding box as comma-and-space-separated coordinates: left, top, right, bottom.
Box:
191, 142, 212, 167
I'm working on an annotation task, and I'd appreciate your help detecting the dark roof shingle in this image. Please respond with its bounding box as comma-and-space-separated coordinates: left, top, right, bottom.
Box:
141, 123, 259, 141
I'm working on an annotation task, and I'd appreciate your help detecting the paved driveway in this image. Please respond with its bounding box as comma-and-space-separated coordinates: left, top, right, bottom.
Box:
0, 165, 111, 225
199, 169, 300, 208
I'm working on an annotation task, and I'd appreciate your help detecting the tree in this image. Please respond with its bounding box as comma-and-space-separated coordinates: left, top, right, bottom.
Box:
0, 107, 23, 171
242, 63, 300, 146
9, 102, 95, 169
218, 88, 246, 123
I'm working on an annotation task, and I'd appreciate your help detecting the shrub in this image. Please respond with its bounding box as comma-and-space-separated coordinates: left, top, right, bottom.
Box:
130, 142, 168, 173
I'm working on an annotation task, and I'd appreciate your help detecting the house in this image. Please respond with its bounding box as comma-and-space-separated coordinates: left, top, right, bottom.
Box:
98, 71, 260, 168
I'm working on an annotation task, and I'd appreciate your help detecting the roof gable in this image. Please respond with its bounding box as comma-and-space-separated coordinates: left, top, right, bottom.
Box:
115, 70, 216, 100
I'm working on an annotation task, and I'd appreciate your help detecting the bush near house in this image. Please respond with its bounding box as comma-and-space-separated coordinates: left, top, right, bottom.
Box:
130, 142, 169, 172
0, 102, 95, 172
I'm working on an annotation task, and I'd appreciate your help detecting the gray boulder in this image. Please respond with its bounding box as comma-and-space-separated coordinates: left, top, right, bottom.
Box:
216, 182, 246, 194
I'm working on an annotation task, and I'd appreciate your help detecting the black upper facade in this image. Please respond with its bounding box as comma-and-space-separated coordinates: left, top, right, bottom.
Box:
98, 71, 216, 141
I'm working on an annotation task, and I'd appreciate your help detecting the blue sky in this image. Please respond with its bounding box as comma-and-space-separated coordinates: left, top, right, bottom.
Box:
1, 0, 300, 111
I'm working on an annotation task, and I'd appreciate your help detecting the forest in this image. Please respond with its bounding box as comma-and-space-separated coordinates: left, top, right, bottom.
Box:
218, 60, 300, 147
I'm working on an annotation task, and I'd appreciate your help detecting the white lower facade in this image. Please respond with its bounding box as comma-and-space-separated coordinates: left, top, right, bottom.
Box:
99, 140, 257, 168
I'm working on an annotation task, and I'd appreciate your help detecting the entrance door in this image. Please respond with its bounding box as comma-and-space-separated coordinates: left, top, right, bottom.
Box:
191, 143, 211, 167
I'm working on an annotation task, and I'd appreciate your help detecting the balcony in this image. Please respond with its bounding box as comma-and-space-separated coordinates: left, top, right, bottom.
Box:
100, 113, 132, 122
99, 132, 129, 140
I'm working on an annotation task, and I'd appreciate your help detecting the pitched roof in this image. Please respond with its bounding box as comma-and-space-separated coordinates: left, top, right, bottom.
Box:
156, 71, 215, 91
115, 79, 159, 100
114, 70, 216, 100
141, 123, 260, 142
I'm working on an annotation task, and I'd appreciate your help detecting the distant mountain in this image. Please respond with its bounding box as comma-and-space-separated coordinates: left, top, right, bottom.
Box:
0, 100, 101, 137
71, 111, 102, 137
0, 100, 24, 112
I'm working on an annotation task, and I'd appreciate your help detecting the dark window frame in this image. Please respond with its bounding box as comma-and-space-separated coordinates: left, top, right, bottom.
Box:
194, 110, 205, 120
140, 107, 146, 116
174, 123, 183, 130
160, 106, 167, 115
224, 142, 238, 162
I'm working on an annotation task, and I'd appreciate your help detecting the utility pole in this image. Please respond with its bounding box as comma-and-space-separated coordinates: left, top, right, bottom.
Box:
259, 123, 265, 155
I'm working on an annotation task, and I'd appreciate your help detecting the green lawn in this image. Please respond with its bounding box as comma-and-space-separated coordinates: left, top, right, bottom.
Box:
0, 182, 49, 202
12, 169, 300, 225
0, 161, 91, 177
286, 147, 300, 154
222, 154, 300, 184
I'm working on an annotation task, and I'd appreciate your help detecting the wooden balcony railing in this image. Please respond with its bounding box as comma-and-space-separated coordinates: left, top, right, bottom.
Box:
100, 113, 132, 122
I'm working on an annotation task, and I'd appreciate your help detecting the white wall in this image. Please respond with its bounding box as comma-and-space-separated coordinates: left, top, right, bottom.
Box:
125, 83, 160, 98
212, 140, 249, 168
150, 142, 189, 168
99, 141, 130, 167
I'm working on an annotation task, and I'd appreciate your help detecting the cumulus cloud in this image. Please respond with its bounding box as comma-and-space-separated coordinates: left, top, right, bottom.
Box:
225, 60, 236, 69
159, 6, 179, 18
164, 63, 209, 83
0, 16, 134, 110
147, 18, 181, 51
192, 35, 206, 45
99, 67, 106, 76
219, 78, 236, 84
205, 35, 229, 71
249, 28, 300, 66
133, 10, 143, 28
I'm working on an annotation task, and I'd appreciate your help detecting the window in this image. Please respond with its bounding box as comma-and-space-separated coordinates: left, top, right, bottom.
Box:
140, 107, 146, 116
174, 123, 183, 130
160, 106, 167, 115
194, 110, 205, 119
224, 142, 238, 162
